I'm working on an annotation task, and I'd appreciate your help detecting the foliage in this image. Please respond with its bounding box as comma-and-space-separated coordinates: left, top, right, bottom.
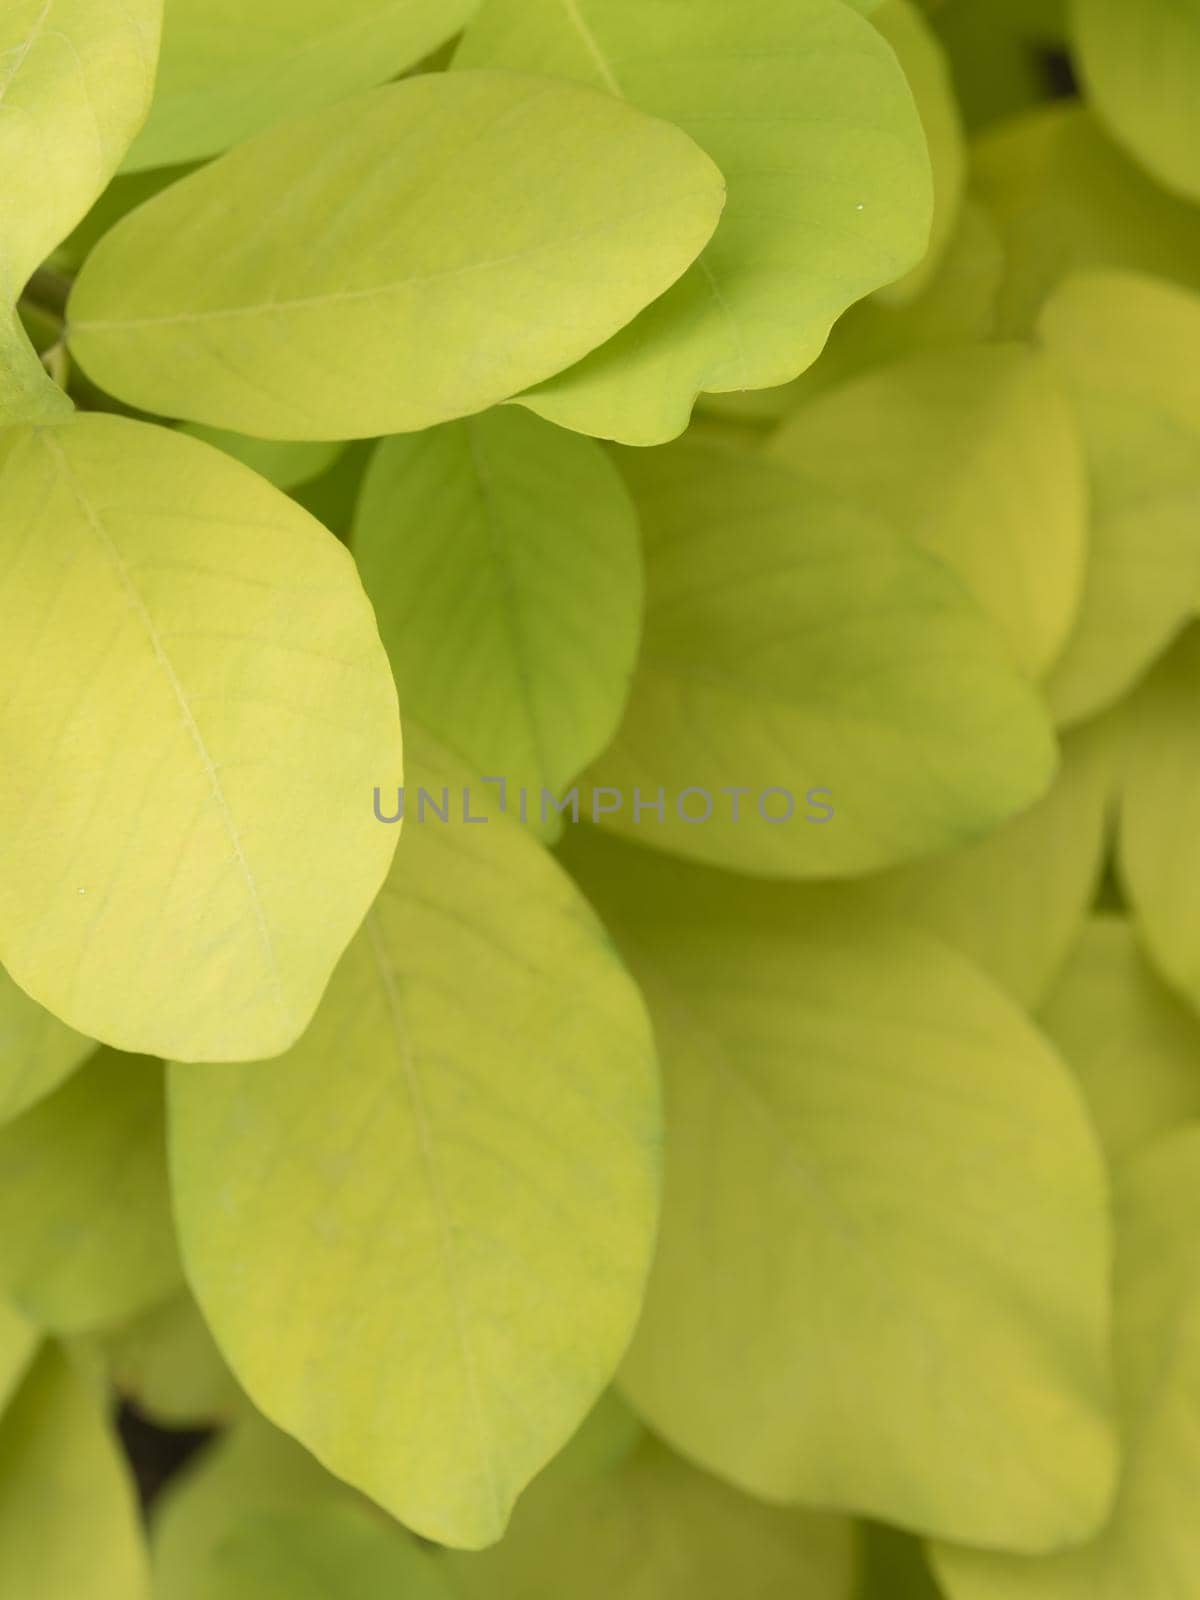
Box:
2, 1, 1200, 1595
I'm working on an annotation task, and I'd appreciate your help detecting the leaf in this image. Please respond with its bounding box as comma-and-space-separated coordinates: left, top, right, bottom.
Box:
972, 106, 1200, 337
1038, 272, 1200, 726
66, 73, 726, 440
448, 1394, 858, 1600
842, 707, 1121, 1008
1040, 917, 1200, 1168
583, 438, 1057, 878
0, 1048, 181, 1333
122, 0, 480, 171
932, 1126, 1200, 1598
0, 1345, 149, 1600
0, 1305, 37, 1421
152, 1414, 356, 1600
191, 1509, 455, 1600
80, 1290, 244, 1428
0, 415, 403, 1062
169, 725, 661, 1549
1118, 628, 1200, 1018
563, 833, 1118, 1549
454, 0, 932, 444
770, 344, 1087, 678
353, 409, 642, 837
869, 0, 965, 302
0, 964, 93, 1127
1, 0, 160, 276
0, 0, 161, 422
179, 426, 345, 491
1072, 0, 1200, 204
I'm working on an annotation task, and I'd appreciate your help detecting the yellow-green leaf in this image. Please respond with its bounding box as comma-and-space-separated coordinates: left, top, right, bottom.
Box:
1119, 627, 1200, 1017
584, 438, 1057, 878
353, 409, 641, 837
1038, 272, 1200, 726
0, 965, 93, 1127
1041, 917, 1200, 1167
123, 0, 479, 170
449, 1393, 858, 1600
770, 344, 1087, 677
564, 836, 1117, 1549
0, 1345, 149, 1600
455, 0, 932, 444
67, 73, 726, 440
1, 0, 160, 422
932, 1126, 1200, 1598
972, 106, 1200, 337
169, 727, 660, 1549
0, 415, 403, 1062
0, 1048, 180, 1333
1072, 0, 1200, 204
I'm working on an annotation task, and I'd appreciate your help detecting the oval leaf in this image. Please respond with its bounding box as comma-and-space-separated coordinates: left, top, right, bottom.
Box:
770, 344, 1088, 678
1, 0, 160, 422
169, 728, 660, 1548
565, 834, 1118, 1550
1038, 272, 1200, 726
1, 0, 160, 280
932, 1126, 1200, 1598
0, 1347, 149, 1600
0, 415, 402, 1061
353, 409, 642, 834
583, 438, 1057, 878
1073, 0, 1200, 204
455, 0, 932, 444
1041, 916, 1200, 1168
67, 72, 726, 440
972, 105, 1200, 337
564, 833, 1118, 1549
0, 1048, 180, 1333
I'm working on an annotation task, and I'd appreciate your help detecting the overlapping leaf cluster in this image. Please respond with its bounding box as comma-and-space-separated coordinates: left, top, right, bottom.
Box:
2, 0, 1200, 1595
